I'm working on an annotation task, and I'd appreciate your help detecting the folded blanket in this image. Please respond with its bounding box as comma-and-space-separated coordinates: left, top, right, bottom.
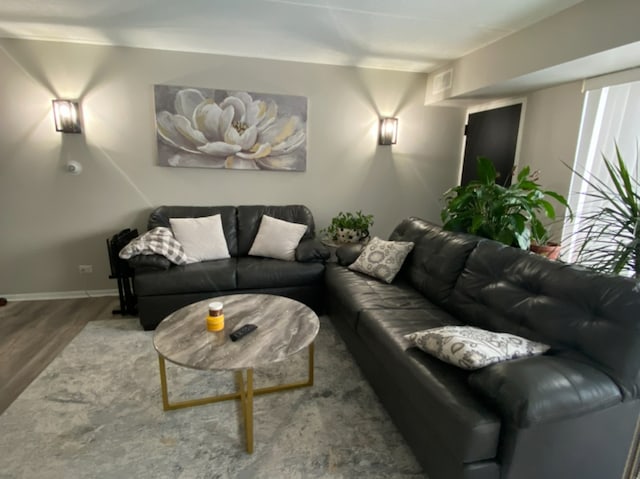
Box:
119, 227, 187, 265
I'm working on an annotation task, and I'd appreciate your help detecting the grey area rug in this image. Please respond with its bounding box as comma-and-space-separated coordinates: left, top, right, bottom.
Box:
0, 318, 425, 479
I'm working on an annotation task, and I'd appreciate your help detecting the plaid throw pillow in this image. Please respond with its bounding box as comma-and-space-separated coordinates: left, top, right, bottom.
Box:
119, 227, 188, 265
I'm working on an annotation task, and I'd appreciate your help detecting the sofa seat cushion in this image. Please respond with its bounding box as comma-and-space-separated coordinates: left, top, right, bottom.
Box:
357, 309, 502, 463
468, 355, 622, 427
236, 257, 324, 289
135, 258, 237, 296
325, 264, 433, 328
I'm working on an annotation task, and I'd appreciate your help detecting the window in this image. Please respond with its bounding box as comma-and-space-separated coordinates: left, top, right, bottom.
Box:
562, 70, 640, 274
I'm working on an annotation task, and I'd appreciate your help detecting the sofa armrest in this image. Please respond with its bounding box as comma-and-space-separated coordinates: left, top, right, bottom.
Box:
295, 238, 331, 262
468, 355, 622, 427
335, 243, 365, 266
128, 254, 171, 272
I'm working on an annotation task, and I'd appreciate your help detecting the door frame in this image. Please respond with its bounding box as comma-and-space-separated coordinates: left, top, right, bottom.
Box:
456, 97, 528, 186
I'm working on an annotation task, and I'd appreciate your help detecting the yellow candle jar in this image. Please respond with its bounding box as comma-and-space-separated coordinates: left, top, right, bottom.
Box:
206, 301, 224, 331
206, 314, 225, 331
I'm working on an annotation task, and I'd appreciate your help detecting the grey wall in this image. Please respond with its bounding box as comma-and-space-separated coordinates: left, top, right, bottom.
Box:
452, 81, 585, 241
426, 0, 640, 102
519, 81, 584, 239
0, 38, 465, 296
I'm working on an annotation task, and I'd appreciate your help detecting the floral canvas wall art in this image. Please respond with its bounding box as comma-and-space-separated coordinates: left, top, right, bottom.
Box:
154, 85, 308, 171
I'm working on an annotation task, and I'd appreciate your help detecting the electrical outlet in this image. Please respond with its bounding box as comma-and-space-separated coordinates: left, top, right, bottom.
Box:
78, 264, 93, 274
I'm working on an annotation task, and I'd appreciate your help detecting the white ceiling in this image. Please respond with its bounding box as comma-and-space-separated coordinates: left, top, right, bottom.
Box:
0, 0, 584, 72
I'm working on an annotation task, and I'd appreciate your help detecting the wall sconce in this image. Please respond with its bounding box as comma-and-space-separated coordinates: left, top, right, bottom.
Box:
379, 117, 398, 145
52, 99, 82, 133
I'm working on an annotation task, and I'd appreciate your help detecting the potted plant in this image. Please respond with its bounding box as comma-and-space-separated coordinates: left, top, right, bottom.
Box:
323, 211, 374, 244
529, 228, 563, 260
566, 145, 640, 479
441, 157, 571, 253
569, 145, 639, 278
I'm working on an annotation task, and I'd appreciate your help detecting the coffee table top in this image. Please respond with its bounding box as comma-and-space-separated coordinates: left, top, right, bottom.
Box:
153, 294, 319, 371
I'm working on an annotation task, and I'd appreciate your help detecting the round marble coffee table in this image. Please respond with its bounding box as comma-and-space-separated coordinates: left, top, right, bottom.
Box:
153, 294, 319, 453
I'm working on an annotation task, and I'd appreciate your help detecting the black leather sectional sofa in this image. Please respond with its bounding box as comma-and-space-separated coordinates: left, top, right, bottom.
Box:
325, 217, 640, 479
130, 205, 329, 330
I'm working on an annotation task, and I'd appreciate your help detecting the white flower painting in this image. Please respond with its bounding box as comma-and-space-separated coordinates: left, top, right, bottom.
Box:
154, 85, 307, 171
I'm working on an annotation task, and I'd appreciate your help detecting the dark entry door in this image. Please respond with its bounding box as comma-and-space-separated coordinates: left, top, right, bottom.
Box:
460, 103, 522, 186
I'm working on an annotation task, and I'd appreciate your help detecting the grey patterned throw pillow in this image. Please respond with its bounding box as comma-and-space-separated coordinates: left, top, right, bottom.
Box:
119, 227, 188, 265
404, 326, 550, 370
348, 236, 414, 283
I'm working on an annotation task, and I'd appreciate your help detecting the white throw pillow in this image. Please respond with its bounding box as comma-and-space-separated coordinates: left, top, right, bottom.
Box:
348, 236, 414, 283
404, 326, 550, 370
169, 214, 230, 263
248, 215, 308, 261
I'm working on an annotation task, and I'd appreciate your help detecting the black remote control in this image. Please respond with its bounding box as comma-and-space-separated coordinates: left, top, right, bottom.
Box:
230, 324, 258, 341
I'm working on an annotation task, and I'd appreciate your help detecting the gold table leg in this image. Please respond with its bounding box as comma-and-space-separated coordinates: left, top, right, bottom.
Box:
157, 342, 315, 453
158, 355, 240, 410
236, 369, 254, 454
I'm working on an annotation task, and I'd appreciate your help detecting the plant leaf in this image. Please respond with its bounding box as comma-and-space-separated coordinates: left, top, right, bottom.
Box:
477, 157, 497, 184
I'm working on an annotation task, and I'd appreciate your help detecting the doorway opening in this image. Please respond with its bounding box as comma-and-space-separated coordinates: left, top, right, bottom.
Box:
460, 101, 525, 186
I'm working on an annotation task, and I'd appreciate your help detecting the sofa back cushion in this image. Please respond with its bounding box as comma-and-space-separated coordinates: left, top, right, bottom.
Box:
237, 205, 315, 256
449, 240, 640, 398
148, 206, 238, 257
389, 218, 480, 306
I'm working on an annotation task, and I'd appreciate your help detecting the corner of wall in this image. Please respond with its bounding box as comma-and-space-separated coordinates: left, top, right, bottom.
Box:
425, 65, 455, 106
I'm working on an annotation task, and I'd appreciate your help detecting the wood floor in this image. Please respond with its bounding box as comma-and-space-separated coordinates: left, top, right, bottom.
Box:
0, 296, 123, 415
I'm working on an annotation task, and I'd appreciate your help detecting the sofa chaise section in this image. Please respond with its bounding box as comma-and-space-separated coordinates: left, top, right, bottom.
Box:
326, 217, 640, 479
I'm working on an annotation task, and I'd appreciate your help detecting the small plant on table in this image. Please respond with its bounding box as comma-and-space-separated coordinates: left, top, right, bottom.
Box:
323, 211, 374, 244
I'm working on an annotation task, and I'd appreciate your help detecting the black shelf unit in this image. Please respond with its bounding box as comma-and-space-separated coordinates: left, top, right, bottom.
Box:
107, 228, 138, 316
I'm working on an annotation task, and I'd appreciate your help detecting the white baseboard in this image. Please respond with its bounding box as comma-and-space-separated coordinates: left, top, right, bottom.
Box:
3, 289, 119, 301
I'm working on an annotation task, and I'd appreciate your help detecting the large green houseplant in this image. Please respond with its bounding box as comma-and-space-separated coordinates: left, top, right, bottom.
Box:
569, 146, 639, 278
441, 157, 571, 251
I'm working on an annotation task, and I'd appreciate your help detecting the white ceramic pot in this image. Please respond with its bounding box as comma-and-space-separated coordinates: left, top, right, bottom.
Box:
336, 227, 367, 243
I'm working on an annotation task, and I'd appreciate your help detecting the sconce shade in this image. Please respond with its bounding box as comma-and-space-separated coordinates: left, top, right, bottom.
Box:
52, 99, 82, 133
379, 117, 398, 145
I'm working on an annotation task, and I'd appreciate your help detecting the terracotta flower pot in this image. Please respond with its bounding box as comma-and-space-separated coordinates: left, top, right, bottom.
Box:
530, 242, 561, 261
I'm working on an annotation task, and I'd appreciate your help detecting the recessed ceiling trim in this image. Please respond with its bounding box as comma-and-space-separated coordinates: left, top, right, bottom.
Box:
0, 0, 587, 73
